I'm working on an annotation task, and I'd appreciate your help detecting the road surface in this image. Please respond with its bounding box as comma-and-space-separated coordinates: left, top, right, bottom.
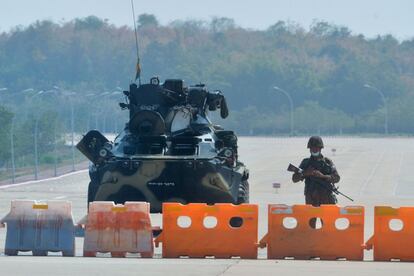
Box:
1, 137, 413, 275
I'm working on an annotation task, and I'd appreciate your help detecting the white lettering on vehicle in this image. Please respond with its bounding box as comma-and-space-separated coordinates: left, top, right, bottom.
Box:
147, 182, 176, 187
139, 105, 159, 111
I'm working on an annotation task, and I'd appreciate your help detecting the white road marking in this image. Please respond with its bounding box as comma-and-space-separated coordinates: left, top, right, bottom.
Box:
358, 150, 386, 196
0, 169, 88, 190
53, 196, 67, 200
392, 152, 405, 196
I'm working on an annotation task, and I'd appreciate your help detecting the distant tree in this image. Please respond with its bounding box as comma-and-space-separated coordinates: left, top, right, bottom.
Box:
74, 16, 105, 30
14, 109, 63, 157
310, 21, 334, 36
210, 17, 235, 33
138, 14, 159, 27
310, 20, 351, 38
332, 26, 352, 38
267, 21, 287, 35
0, 15, 413, 137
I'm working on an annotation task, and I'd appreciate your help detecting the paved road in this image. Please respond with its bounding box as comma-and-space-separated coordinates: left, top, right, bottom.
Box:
1, 137, 414, 275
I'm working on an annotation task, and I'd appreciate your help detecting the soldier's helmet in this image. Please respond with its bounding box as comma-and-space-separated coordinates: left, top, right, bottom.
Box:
307, 136, 324, 148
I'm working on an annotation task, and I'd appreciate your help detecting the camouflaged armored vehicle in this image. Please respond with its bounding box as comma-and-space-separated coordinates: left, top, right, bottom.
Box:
77, 77, 249, 213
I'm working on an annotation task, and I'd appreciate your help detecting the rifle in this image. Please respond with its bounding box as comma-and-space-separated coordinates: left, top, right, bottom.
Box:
287, 163, 354, 202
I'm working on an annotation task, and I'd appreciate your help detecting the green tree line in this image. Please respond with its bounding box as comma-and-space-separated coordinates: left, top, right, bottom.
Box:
1, 14, 414, 157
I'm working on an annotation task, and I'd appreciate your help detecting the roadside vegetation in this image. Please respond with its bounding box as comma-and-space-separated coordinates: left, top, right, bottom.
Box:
1, 14, 414, 181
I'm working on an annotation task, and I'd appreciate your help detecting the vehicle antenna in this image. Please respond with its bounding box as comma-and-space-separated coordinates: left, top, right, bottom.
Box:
131, 0, 141, 85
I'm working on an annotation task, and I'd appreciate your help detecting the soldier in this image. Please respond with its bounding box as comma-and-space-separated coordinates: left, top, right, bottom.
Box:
292, 136, 340, 228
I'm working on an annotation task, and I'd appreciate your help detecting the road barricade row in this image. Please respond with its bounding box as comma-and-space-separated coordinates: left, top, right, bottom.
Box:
155, 203, 258, 259
365, 206, 414, 261
259, 204, 365, 260
79, 201, 154, 258
2, 200, 414, 261
0, 200, 75, 256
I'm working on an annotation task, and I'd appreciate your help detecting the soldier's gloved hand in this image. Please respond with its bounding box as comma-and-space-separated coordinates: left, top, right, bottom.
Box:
311, 170, 325, 178
303, 168, 315, 177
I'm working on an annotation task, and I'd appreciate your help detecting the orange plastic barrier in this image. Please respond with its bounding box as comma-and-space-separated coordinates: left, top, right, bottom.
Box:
79, 201, 153, 258
365, 206, 414, 261
259, 204, 364, 260
155, 203, 258, 259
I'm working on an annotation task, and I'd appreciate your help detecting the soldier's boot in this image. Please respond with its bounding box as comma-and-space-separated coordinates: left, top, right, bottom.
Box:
309, 217, 324, 229
309, 217, 317, 229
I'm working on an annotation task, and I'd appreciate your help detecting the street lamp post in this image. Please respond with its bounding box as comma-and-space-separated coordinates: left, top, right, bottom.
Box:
86, 93, 100, 131
30, 89, 55, 180
86, 91, 123, 133
86, 114, 90, 132
103, 115, 106, 133
364, 84, 388, 135
54, 123, 58, 177
34, 118, 39, 180
10, 118, 16, 183
273, 86, 294, 136
54, 87, 76, 172
71, 101, 75, 172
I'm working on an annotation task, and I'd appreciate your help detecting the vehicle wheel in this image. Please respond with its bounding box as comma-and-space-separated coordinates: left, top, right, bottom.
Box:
5, 249, 18, 256
237, 180, 249, 204
33, 250, 48, 256
62, 250, 75, 257
87, 181, 100, 206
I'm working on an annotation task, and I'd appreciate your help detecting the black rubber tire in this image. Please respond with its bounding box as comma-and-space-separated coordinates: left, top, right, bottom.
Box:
237, 180, 249, 204
4, 249, 18, 256
33, 250, 48, 256
62, 250, 75, 257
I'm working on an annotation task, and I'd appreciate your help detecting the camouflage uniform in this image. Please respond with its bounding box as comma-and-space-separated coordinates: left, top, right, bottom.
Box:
298, 156, 340, 206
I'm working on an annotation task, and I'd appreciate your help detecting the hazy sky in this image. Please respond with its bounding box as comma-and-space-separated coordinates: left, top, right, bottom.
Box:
1, 0, 413, 40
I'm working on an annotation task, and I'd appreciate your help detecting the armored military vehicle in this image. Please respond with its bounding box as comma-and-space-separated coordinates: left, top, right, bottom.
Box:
77, 77, 249, 212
